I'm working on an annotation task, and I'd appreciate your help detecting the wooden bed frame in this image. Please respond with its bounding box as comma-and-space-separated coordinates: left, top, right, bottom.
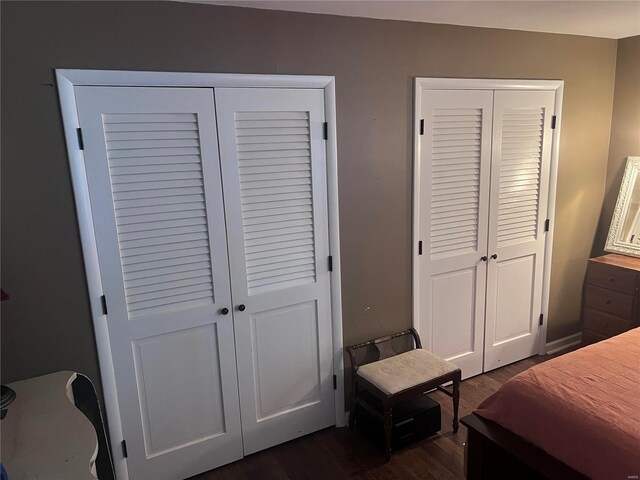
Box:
461, 413, 588, 480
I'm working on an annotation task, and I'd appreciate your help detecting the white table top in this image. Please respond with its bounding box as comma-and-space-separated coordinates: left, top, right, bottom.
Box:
0, 371, 98, 479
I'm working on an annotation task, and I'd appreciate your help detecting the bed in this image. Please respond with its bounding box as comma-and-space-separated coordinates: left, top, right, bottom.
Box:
461, 327, 640, 480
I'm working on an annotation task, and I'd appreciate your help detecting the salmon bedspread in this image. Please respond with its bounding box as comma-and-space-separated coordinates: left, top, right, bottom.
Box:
475, 328, 640, 480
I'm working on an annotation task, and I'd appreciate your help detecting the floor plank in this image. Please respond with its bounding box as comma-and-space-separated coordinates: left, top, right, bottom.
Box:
192, 353, 556, 480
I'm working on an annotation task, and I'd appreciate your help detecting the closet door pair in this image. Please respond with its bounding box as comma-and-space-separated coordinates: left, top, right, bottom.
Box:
416, 89, 555, 378
75, 86, 334, 479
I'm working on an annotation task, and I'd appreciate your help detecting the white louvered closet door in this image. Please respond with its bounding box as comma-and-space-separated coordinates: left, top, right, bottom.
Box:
417, 90, 494, 378
214, 88, 334, 454
74, 87, 243, 480
484, 90, 555, 371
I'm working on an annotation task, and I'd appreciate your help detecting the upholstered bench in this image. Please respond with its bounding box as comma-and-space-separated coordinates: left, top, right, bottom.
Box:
346, 329, 461, 461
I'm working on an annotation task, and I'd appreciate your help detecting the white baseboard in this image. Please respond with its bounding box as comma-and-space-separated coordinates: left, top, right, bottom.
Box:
545, 332, 582, 355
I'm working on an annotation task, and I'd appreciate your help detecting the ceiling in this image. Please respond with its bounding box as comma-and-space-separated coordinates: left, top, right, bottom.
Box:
181, 1, 640, 39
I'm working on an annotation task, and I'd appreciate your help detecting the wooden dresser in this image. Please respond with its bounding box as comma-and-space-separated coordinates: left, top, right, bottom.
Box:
583, 254, 640, 345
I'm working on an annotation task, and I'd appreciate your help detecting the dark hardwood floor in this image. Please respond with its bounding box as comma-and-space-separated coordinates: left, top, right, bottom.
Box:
192, 354, 551, 480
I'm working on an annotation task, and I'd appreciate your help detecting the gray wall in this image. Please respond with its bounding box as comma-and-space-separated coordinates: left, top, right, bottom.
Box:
1, 1, 618, 394
593, 35, 640, 255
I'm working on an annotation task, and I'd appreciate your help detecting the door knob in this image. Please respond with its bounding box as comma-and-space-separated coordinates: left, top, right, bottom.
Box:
220, 307, 229, 315
237, 304, 246, 312
491, 254, 498, 260
480, 256, 488, 262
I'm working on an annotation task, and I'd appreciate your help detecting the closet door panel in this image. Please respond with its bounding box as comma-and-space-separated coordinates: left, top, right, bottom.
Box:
417, 90, 493, 378
430, 267, 481, 361
492, 255, 536, 341
75, 87, 242, 480
215, 88, 334, 455
484, 90, 555, 371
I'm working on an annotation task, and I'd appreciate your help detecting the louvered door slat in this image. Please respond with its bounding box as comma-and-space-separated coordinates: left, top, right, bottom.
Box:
241, 187, 311, 199
127, 274, 213, 297
108, 147, 201, 159
128, 289, 213, 314
249, 257, 315, 274
116, 202, 208, 217
109, 155, 202, 167
499, 211, 538, 222
434, 187, 479, 197
236, 127, 310, 136
244, 225, 313, 239
126, 267, 213, 287
108, 130, 200, 141
500, 172, 539, 180
112, 179, 204, 193
247, 238, 313, 255
433, 209, 478, 221
122, 253, 212, 275
234, 96, 318, 291
104, 121, 199, 133
431, 241, 477, 255
120, 231, 208, 249
111, 171, 204, 183
501, 165, 540, 173
121, 247, 210, 267
432, 228, 479, 241
428, 106, 483, 257
113, 185, 205, 199
432, 217, 477, 229
432, 167, 479, 177
499, 202, 538, 214
247, 251, 312, 267
111, 163, 203, 176
245, 244, 314, 261
244, 215, 312, 229
104, 112, 216, 317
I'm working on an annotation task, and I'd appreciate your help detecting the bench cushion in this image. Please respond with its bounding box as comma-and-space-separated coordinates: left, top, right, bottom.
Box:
357, 349, 459, 395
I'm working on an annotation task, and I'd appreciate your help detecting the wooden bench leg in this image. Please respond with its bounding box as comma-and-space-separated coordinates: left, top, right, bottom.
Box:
349, 379, 358, 428
383, 405, 392, 462
452, 376, 460, 433
349, 400, 358, 428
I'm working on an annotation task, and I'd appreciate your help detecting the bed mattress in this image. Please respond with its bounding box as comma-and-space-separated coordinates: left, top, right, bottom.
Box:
475, 328, 640, 480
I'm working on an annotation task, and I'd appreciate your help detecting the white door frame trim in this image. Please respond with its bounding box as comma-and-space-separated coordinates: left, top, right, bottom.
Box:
56, 69, 345, 480
412, 77, 564, 358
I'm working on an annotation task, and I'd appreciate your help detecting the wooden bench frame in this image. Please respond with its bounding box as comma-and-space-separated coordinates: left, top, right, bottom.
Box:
346, 328, 461, 461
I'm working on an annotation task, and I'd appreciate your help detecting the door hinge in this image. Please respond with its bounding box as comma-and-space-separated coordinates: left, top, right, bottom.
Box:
323, 122, 328, 140
333, 374, 337, 390
418, 241, 423, 255
539, 314, 544, 326
100, 295, 108, 315
544, 219, 550, 232
419, 119, 425, 136
328, 255, 333, 272
76, 128, 85, 150
551, 115, 557, 130
121, 439, 128, 458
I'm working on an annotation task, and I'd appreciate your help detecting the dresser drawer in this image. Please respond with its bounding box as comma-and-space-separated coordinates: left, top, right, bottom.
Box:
584, 285, 635, 318
586, 261, 639, 294
582, 308, 632, 337
582, 329, 607, 346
